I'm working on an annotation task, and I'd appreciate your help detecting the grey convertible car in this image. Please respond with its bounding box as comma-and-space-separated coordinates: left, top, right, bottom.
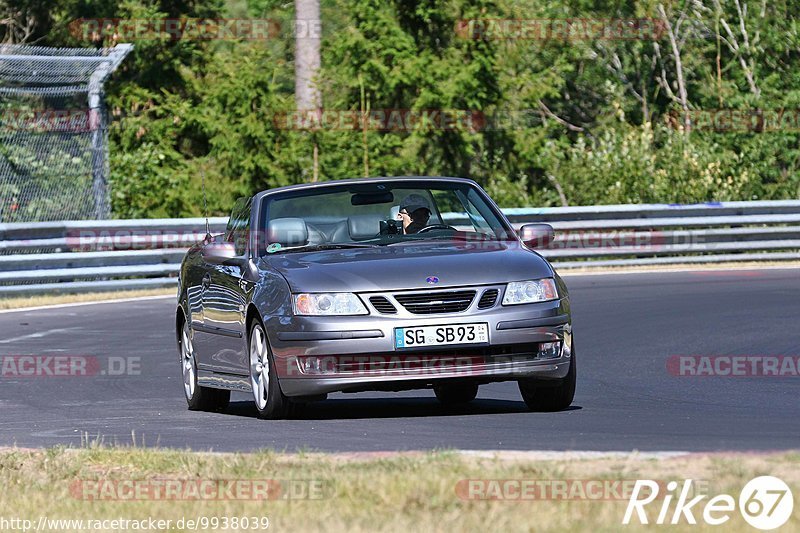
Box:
176, 177, 574, 418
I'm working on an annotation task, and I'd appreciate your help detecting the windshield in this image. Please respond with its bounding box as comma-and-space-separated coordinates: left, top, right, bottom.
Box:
258, 180, 514, 254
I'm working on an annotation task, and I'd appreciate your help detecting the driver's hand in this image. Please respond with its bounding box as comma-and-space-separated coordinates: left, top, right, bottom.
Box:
397, 209, 411, 233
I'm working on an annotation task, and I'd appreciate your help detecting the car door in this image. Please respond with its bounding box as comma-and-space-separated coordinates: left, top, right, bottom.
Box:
184, 251, 207, 346
200, 197, 252, 375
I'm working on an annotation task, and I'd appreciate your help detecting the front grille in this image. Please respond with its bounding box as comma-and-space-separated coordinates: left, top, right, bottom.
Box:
369, 296, 397, 314
393, 290, 475, 314
477, 289, 499, 309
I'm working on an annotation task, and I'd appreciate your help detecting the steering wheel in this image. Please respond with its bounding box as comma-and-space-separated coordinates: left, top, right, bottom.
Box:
416, 224, 458, 234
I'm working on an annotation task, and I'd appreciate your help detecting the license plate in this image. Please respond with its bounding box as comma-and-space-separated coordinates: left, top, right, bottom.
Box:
395, 323, 489, 348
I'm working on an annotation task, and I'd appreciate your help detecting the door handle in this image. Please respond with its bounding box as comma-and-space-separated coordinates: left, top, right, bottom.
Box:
201, 273, 211, 290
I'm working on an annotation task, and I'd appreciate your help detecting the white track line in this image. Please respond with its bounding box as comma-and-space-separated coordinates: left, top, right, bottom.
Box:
0, 327, 82, 344
46, 448, 693, 459
457, 450, 691, 460
559, 264, 800, 277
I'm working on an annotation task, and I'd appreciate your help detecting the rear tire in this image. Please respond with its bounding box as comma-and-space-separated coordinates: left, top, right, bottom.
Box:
179, 318, 230, 412
518, 345, 576, 412
248, 318, 290, 420
434, 382, 479, 404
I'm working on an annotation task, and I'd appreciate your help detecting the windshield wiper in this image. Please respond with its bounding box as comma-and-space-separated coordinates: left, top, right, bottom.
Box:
387, 233, 499, 245
277, 242, 380, 253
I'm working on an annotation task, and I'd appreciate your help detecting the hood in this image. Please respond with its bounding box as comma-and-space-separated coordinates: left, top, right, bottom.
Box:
261, 241, 553, 292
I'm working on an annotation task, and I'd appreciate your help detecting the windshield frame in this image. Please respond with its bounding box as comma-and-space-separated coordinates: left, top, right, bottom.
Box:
251, 177, 517, 257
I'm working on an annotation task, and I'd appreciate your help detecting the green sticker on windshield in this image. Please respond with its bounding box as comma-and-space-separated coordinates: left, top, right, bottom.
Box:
267, 243, 282, 253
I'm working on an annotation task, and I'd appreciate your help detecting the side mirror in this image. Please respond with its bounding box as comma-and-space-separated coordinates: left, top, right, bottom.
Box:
202, 239, 259, 282
202, 241, 239, 265
519, 223, 555, 248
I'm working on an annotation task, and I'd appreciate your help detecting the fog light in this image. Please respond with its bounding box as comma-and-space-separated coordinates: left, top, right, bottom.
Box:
536, 342, 561, 359
301, 357, 320, 374
299, 356, 337, 375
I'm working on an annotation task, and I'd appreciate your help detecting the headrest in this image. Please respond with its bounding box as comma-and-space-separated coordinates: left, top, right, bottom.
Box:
267, 218, 308, 246
348, 215, 383, 240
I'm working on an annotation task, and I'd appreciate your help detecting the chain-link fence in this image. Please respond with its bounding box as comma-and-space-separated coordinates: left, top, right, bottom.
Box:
0, 44, 131, 223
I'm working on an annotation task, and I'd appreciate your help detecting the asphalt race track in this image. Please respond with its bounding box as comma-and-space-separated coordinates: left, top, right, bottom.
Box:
0, 269, 797, 452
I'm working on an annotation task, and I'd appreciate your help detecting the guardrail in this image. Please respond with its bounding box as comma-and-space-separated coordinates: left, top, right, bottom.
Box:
1, 200, 798, 295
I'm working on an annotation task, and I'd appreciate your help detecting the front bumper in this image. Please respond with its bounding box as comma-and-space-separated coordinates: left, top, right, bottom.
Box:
265, 291, 572, 397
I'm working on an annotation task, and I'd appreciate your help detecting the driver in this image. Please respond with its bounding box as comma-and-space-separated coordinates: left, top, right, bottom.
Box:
397, 194, 431, 234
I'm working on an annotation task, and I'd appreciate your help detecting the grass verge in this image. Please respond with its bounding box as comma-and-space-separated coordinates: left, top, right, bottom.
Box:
0, 289, 174, 311
0, 447, 797, 532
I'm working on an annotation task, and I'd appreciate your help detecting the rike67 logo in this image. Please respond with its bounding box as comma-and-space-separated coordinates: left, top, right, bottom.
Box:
623, 476, 794, 530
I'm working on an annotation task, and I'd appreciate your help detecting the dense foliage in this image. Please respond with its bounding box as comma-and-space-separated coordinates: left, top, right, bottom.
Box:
2, 0, 799, 217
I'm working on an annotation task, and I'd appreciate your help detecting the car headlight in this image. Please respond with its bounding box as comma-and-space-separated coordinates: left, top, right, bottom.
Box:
293, 293, 368, 316
502, 278, 558, 305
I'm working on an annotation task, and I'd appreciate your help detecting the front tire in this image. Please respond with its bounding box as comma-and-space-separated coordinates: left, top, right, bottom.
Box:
249, 319, 290, 419
518, 346, 576, 412
179, 319, 230, 412
434, 382, 479, 404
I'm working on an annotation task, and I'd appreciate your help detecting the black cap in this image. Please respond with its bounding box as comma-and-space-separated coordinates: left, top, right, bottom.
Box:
400, 194, 429, 214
